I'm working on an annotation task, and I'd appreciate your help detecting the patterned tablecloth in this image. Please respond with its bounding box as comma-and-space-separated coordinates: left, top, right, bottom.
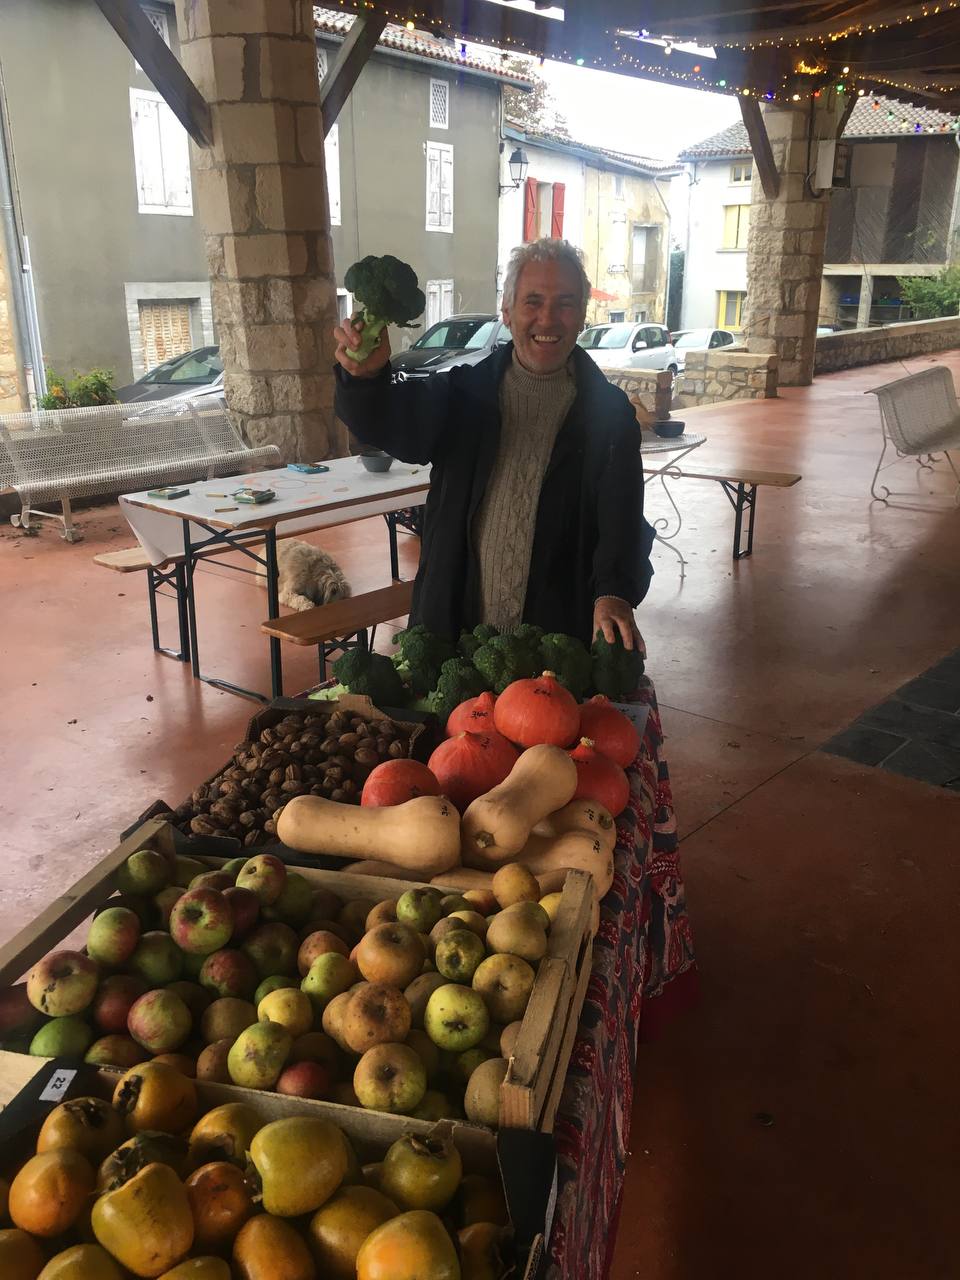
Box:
546, 676, 696, 1280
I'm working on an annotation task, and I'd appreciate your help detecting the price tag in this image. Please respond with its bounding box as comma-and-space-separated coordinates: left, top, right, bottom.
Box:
39, 1068, 77, 1103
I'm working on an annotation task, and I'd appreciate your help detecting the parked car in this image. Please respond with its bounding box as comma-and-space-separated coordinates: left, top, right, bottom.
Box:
115, 346, 224, 404
390, 314, 511, 378
576, 323, 677, 373
671, 327, 738, 372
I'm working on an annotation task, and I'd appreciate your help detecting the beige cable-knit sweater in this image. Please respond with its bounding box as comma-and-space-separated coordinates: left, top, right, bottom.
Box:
473, 352, 577, 630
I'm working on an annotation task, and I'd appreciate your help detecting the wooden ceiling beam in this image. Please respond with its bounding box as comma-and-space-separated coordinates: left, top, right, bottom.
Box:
93, 0, 212, 147
738, 95, 779, 197
320, 13, 387, 136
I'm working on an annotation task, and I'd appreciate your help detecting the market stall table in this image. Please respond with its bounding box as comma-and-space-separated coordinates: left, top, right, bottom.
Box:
119, 458, 430, 700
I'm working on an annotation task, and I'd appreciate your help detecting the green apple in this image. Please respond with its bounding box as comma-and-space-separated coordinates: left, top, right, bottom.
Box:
434, 929, 486, 983
395, 888, 444, 933
424, 984, 489, 1052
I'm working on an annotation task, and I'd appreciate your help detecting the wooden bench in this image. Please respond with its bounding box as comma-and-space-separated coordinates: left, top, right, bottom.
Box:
1, 398, 279, 542
261, 579, 415, 679
643, 461, 801, 559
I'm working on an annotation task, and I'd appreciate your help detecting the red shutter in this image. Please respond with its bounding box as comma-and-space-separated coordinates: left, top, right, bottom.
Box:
523, 177, 538, 243
550, 182, 565, 238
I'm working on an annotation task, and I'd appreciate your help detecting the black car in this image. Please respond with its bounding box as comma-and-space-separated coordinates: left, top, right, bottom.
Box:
390, 314, 511, 378
115, 346, 224, 404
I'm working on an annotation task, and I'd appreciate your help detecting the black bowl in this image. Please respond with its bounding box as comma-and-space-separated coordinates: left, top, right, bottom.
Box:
360, 452, 394, 472
653, 420, 685, 439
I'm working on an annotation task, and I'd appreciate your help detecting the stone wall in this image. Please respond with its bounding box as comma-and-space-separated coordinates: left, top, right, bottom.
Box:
0, 240, 25, 413
814, 316, 960, 373
607, 349, 778, 409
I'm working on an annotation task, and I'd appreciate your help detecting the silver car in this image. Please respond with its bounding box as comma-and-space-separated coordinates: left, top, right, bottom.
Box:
671, 327, 738, 372
576, 323, 677, 373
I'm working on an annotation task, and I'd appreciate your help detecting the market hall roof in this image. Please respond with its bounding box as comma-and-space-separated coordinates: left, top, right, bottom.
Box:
679, 94, 960, 159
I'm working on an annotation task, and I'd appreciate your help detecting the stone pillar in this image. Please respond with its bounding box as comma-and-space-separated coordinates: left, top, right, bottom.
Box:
174, 0, 344, 460
0, 239, 27, 412
856, 271, 873, 329
743, 99, 844, 386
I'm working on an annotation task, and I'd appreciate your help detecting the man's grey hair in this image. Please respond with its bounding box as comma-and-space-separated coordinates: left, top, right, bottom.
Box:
501, 239, 592, 313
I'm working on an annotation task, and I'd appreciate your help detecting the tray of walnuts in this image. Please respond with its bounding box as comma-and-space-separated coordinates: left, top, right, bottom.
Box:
169, 696, 434, 849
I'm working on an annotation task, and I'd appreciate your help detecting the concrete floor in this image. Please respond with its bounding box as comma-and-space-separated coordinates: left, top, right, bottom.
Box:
2, 350, 959, 1276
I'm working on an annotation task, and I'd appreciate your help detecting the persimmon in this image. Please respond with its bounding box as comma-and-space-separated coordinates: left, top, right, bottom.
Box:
36, 1097, 125, 1164
0, 1227, 47, 1280
185, 1162, 254, 1251
232, 1214, 316, 1280
8, 1149, 95, 1237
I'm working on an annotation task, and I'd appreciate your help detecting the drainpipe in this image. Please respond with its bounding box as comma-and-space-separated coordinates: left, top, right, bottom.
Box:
0, 60, 45, 401
652, 174, 672, 326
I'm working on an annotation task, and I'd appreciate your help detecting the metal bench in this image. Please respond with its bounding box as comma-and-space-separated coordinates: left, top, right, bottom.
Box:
866, 365, 960, 504
1, 398, 280, 541
261, 579, 415, 680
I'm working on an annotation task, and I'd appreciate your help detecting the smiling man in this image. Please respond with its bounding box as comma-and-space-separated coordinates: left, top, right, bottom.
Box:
332, 238, 654, 647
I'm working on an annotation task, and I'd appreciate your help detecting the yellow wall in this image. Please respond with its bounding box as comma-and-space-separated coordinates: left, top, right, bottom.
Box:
0, 240, 26, 412
581, 166, 671, 329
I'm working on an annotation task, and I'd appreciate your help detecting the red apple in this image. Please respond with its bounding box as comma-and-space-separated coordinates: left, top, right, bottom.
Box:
198, 948, 259, 1001
223, 886, 260, 940
276, 1060, 334, 1099
241, 922, 299, 979
127, 988, 192, 1053
297, 929, 350, 977
169, 888, 234, 956
86, 906, 142, 969
0, 984, 45, 1039
91, 974, 148, 1034
189, 871, 234, 893
154, 886, 184, 928
26, 950, 99, 1016
235, 854, 287, 905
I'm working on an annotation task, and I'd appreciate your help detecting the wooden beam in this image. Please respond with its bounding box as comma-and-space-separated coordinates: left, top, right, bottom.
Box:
739, 96, 780, 199
94, 0, 212, 147
320, 13, 388, 136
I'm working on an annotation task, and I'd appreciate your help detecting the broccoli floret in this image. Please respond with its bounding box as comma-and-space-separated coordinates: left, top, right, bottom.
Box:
457, 623, 499, 661
391, 625, 456, 696
590, 631, 645, 700
343, 255, 426, 362
512, 623, 544, 652
473, 634, 543, 694
307, 683, 349, 702
540, 633, 592, 698
430, 658, 491, 726
331, 647, 409, 707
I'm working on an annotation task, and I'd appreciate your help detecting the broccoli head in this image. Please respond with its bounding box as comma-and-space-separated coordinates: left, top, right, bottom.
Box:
590, 631, 645, 700
540, 633, 592, 698
391, 624, 456, 696
331, 646, 409, 707
472, 633, 543, 694
343, 254, 426, 362
457, 623, 500, 661
430, 658, 491, 726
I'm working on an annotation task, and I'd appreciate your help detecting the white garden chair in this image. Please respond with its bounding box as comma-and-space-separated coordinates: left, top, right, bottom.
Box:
866, 365, 960, 504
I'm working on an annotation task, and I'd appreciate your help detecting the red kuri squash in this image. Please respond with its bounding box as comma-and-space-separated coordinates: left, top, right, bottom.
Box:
447, 690, 497, 736
578, 696, 640, 768
493, 672, 580, 748
568, 738, 629, 817
427, 730, 519, 813
360, 759, 441, 807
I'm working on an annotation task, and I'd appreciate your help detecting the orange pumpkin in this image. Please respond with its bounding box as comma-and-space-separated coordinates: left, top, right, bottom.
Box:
37, 1243, 126, 1279
8, 1149, 95, 1237
112, 1061, 198, 1135
185, 1162, 254, 1251
232, 1214, 317, 1280
37, 1097, 125, 1164
0, 1227, 47, 1280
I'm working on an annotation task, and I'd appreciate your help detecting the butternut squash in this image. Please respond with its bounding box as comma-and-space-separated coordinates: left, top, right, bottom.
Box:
346, 860, 423, 881
531, 798, 617, 850
429, 867, 495, 893
515, 831, 615, 900
277, 795, 461, 877
461, 745, 577, 868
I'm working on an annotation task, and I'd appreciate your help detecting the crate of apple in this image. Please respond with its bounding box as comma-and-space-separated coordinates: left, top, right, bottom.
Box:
2, 839, 563, 1128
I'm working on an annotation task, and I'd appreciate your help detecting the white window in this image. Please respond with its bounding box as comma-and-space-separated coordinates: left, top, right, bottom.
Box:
129, 88, 192, 215
429, 79, 450, 129
730, 161, 753, 185
135, 5, 169, 71
631, 226, 648, 288
325, 123, 341, 226
426, 141, 453, 233
139, 299, 193, 370
425, 279, 455, 329
316, 47, 328, 82
336, 289, 354, 324
614, 173, 625, 199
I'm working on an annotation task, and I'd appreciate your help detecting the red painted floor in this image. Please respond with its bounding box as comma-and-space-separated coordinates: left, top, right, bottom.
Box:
2, 349, 959, 1276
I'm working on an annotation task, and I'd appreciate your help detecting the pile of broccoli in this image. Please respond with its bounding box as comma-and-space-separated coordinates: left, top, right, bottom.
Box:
343, 255, 426, 362
319, 620, 644, 713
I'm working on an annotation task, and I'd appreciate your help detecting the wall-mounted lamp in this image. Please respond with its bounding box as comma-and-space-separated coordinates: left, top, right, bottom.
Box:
498, 147, 529, 194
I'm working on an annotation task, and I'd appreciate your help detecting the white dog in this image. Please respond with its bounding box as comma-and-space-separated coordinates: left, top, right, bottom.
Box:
257, 539, 351, 612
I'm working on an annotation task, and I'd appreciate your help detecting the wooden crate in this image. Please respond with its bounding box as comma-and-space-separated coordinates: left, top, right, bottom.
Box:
0, 818, 594, 1135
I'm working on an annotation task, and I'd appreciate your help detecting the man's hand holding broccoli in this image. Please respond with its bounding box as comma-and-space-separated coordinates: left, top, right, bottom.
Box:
333, 254, 425, 380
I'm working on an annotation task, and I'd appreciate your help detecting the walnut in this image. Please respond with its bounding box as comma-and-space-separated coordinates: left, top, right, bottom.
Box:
284, 764, 302, 782
340, 779, 358, 797
338, 732, 360, 750
300, 731, 323, 748
280, 780, 303, 794
264, 818, 277, 836
209, 799, 241, 823
268, 767, 285, 788
261, 789, 282, 811
329, 788, 346, 803
191, 784, 211, 805
259, 727, 278, 745
387, 740, 405, 759
354, 747, 380, 768
242, 757, 260, 774
320, 736, 340, 756
304, 748, 324, 766
190, 815, 221, 836
244, 830, 261, 847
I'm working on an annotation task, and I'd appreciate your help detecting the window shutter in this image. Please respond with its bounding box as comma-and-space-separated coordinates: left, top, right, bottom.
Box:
425, 280, 441, 329
737, 204, 750, 248
429, 79, 449, 129
440, 280, 454, 319
158, 102, 193, 212
550, 182, 565, 238
523, 177, 538, 242
426, 144, 441, 229
139, 300, 193, 370
439, 147, 453, 230
130, 90, 166, 210
316, 48, 328, 82
325, 123, 341, 226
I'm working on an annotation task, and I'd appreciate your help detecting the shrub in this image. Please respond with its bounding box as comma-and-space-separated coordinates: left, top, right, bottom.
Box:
39, 368, 118, 409
896, 267, 960, 321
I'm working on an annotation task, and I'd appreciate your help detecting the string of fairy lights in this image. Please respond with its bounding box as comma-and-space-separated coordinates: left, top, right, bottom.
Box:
324, 0, 960, 130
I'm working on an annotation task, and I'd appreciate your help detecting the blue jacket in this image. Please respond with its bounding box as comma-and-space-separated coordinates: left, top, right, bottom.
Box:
334, 343, 654, 643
